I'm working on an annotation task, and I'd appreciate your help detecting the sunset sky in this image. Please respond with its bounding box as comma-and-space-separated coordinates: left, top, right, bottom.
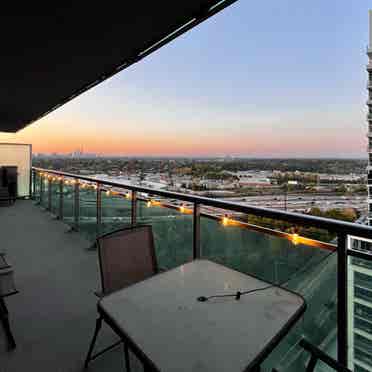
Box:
1, 0, 371, 157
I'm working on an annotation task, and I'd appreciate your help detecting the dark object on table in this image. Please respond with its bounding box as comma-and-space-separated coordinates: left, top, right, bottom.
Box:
0, 166, 17, 205
84, 225, 160, 369
0, 253, 18, 350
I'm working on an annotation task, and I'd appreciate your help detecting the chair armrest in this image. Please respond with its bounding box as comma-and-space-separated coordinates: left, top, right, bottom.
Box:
0, 254, 10, 270
93, 290, 104, 298
0, 267, 17, 297
299, 338, 352, 372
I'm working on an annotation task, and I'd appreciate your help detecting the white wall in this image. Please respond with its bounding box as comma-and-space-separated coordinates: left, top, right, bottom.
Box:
0, 143, 32, 197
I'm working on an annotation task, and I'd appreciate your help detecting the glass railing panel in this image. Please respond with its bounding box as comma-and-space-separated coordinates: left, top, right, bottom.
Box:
50, 178, 60, 216
136, 198, 193, 269
348, 237, 372, 372
61, 178, 74, 228
199, 213, 337, 372
40, 177, 49, 209
100, 188, 131, 236
33, 172, 41, 202
78, 182, 99, 241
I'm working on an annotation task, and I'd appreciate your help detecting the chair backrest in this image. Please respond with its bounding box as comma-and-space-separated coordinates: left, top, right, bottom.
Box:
97, 225, 158, 295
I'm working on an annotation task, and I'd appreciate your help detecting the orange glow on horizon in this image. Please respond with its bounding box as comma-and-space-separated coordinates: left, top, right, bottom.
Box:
0, 111, 365, 157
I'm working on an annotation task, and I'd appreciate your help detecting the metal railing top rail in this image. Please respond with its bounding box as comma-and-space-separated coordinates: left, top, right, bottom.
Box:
32, 167, 372, 240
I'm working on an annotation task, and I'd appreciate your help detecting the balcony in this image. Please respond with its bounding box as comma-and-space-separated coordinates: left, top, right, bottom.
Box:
2, 6, 367, 372
1, 166, 372, 371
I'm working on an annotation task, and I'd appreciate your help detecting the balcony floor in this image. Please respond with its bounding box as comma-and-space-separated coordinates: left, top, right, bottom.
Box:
0, 200, 140, 372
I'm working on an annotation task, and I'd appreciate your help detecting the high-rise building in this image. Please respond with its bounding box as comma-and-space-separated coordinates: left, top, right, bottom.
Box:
346, 13, 372, 371
368, 10, 372, 225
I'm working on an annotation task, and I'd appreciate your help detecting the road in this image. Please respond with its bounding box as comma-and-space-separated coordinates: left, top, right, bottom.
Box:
221, 193, 367, 213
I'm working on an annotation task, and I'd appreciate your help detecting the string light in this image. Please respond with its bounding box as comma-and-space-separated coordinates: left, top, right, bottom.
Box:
292, 233, 299, 245
125, 192, 131, 199
179, 204, 185, 213
106, 190, 111, 196
147, 200, 152, 208
222, 215, 229, 226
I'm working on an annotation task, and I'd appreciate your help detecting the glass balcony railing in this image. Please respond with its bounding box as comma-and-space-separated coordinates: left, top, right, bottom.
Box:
31, 167, 372, 371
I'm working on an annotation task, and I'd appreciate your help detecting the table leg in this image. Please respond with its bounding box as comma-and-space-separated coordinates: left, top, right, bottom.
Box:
0, 297, 16, 350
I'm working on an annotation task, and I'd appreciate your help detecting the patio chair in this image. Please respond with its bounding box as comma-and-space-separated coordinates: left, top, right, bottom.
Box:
272, 338, 352, 372
0, 253, 18, 350
84, 225, 160, 370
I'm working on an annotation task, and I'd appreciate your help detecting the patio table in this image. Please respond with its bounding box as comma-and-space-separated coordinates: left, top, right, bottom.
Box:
98, 259, 306, 371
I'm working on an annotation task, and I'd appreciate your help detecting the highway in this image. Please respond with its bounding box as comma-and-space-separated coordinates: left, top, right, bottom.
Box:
222, 193, 368, 213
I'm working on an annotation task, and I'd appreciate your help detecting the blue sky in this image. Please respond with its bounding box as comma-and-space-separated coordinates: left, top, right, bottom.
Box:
2, 0, 371, 157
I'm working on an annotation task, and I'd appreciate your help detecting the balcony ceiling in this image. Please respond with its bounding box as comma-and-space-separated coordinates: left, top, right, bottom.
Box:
0, 1, 236, 133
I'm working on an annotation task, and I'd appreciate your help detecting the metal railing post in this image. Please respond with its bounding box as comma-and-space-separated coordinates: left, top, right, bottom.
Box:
59, 177, 64, 220
74, 180, 79, 230
131, 190, 137, 226
47, 178, 52, 211
96, 183, 102, 236
337, 232, 348, 367
193, 203, 201, 259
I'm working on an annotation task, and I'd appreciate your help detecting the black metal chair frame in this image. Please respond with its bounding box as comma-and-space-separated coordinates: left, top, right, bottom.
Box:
0, 254, 18, 350
0, 296, 16, 350
84, 225, 159, 370
272, 338, 352, 372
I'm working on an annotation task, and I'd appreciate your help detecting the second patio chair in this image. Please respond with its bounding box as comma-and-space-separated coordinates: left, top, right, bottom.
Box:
84, 225, 159, 370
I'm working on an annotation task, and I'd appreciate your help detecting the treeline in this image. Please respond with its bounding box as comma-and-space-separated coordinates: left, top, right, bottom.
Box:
245, 207, 358, 243
219, 159, 367, 175
33, 157, 367, 176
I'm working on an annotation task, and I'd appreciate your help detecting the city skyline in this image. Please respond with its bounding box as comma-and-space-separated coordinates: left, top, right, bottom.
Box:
1, 0, 371, 158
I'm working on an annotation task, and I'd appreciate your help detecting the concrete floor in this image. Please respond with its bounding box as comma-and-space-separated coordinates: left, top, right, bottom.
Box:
0, 200, 141, 372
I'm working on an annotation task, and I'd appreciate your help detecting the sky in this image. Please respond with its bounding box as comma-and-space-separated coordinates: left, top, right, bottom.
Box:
1, 0, 371, 158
